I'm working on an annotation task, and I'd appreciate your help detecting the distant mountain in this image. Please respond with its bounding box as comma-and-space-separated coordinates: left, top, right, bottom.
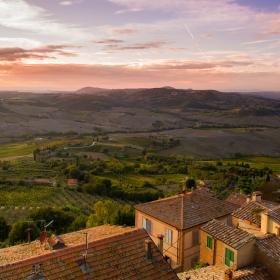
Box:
244, 92, 280, 100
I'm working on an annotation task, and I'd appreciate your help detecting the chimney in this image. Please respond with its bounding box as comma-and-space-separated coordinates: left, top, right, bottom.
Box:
48, 234, 66, 250
252, 191, 262, 202
144, 239, 153, 260
224, 269, 233, 280
157, 234, 164, 254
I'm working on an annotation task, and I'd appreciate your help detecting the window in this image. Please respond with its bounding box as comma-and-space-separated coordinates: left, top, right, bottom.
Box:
165, 229, 173, 245
192, 230, 199, 246
225, 248, 234, 267
207, 236, 213, 250
142, 217, 152, 234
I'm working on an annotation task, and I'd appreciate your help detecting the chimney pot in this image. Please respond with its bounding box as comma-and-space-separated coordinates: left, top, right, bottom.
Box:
157, 234, 164, 254
224, 269, 233, 280
145, 239, 153, 260
252, 191, 262, 202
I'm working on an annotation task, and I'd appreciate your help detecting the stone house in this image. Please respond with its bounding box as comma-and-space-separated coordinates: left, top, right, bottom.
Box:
135, 190, 238, 271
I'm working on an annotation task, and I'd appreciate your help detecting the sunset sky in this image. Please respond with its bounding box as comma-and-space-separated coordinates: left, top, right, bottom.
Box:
0, 0, 280, 91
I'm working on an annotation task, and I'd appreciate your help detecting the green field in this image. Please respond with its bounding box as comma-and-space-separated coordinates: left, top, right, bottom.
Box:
199, 156, 280, 174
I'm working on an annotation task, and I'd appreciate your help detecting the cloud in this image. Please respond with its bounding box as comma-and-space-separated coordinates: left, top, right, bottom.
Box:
0, 45, 76, 62
103, 41, 169, 51
94, 39, 125, 44
147, 60, 253, 70
59, 0, 83, 6
0, 0, 87, 39
111, 27, 138, 34
1, 62, 279, 91
242, 39, 279, 45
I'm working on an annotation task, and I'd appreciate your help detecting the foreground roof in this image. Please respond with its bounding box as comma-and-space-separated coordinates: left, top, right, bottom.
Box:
178, 266, 272, 280
232, 200, 278, 226
201, 219, 255, 250
0, 225, 132, 266
135, 190, 238, 230
256, 234, 280, 265
0, 226, 178, 280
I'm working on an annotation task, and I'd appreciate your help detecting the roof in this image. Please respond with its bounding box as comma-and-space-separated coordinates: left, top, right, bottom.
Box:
0, 227, 178, 280
266, 205, 280, 225
256, 234, 280, 265
0, 225, 133, 266
135, 190, 238, 230
178, 266, 272, 280
226, 193, 248, 207
232, 200, 278, 226
233, 267, 272, 280
201, 219, 255, 250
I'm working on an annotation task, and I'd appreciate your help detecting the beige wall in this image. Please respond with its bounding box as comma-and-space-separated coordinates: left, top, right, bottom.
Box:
236, 240, 255, 268
200, 230, 255, 270
232, 216, 260, 234
135, 210, 180, 268
136, 210, 231, 271
261, 213, 280, 235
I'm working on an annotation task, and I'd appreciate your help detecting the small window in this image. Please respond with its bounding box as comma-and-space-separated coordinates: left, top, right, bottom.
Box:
192, 230, 199, 246
165, 229, 173, 245
207, 236, 213, 250
225, 248, 234, 267
142, 217, 152, 234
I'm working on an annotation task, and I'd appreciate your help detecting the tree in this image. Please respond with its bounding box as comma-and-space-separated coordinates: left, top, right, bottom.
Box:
69, 215, 88, 231
0, 217, 9, 242
28, 207, 74, 234
8, 221, 40, 245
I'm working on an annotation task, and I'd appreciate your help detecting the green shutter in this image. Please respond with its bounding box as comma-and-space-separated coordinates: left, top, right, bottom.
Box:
207, 236, 213, 250
225, 248, 234, 266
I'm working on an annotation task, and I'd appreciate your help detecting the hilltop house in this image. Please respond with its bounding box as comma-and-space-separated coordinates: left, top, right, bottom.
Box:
232, 191, 278, 235
135, 190, 238, 271
0, 225, 178, 280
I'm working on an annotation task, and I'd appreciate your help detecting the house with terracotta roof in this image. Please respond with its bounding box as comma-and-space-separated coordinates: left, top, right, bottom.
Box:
135, 190, 238, 271
200, 219, 255, 270
0, 225, 178, 280
226, 193, 249, 207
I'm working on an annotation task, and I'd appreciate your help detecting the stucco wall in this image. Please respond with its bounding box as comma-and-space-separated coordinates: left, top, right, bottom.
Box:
261, 213, 280, 235
200, 229, 254, 270
136, 210, 231, 271
236, 240, 255, 268
135, 210, 179, 268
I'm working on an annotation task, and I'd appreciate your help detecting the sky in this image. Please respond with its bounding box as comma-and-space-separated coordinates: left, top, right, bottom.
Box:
0, 0, 279, 91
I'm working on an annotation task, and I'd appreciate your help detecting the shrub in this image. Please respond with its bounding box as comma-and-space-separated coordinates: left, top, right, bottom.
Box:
9, 221, 40, 245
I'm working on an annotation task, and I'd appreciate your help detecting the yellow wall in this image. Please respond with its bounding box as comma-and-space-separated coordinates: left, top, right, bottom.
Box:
200, 230, 255, 270
261, 213, 280, 235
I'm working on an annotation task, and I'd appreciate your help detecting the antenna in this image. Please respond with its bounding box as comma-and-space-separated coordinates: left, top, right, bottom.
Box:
82, 232, 89, 261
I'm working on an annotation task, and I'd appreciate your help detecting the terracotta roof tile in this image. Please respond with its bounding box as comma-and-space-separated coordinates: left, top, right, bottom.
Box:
226, 193, 248, 207
201, 219, 255, 249
135, 190, 238, 230
256, 234, 280, 265
0, 227, 178, 280
266, 205, 280, 225
232, 200, 278, 226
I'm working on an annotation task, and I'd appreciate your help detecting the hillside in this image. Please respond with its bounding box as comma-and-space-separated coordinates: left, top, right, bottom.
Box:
0, 87, 279, 157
